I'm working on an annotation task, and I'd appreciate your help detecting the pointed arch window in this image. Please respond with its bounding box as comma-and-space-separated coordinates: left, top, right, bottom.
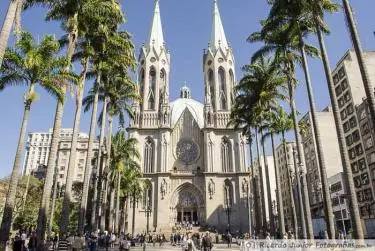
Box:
140, 68, 145, 98
221, 137, 232, 172
229, 69, 234, 106
219, 67, 227, 110
143, 181, 152, 210
148, 67, 156, 110
224, 179, 233, 208
144, 138, 154, 173
160, 69, 167, 103
208, 69, 215, 109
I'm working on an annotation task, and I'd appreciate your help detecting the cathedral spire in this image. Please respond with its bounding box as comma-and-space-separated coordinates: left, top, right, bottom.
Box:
147, 0, 165, 52
209, 0, 228, 51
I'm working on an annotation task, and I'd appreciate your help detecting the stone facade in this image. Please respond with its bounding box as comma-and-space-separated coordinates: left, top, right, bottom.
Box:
127, 0, 249, 234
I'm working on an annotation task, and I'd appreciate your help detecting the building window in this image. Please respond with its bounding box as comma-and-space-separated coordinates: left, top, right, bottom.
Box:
59, 174, 64, 179
338, 67, 345, 79
351, 162, 359, 173
343, 92, 351, 102
359, 109, 367, 120
335, 85, 343, 97
352, 130, 360, 142
349, 116, 357, 129
79, 159, 84, 164
221, 137, 232, 172
365, 137, 373, 149
224, 179, 233, 207
346, 134, 353, 147
60, 166, 65, 171
346, 104, 354, 115
143, 181, 152, 209
349, 148, 356, 160
218, 67, 227, 110
330, 182, 342, 193
338, 97, 345, 108
361, 122, 370, 135
343, 121, 350, 133
143, 138, 154, 173
358, 158, 366, 170
341, 79, 348, 91
160, 69, 166, 95
208, 69, 215, 110
340, 109, 347, 121
148, 67, 156, 110
361, 172, 370, 186
354, 177, 362, 189
333, 74, 339, 84
355, 144, 364, 156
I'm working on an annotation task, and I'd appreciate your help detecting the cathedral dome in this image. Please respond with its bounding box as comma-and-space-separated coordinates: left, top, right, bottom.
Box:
170, 86, 204, 128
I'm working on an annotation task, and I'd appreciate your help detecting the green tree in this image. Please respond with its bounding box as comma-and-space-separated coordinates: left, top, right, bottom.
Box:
109, 131, 140, 234
230, 56, 287, 236
0, 32, 72, 242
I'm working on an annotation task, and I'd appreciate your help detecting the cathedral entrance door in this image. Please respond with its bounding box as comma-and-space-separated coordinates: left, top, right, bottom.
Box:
170, 183, 205, 227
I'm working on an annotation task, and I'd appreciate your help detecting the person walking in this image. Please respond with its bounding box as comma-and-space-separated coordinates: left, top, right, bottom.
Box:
57, 235, 69, 251
13, 234, 24, 251
202, 232, 213, 251
28, 231, 38, 251
72, 234, 84, 251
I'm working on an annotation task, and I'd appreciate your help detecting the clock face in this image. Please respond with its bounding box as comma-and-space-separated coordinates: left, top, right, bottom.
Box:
176, 140, 199, 164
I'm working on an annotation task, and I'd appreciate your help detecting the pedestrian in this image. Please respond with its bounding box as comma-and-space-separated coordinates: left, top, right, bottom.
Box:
72, 234, 84, 251
53, 234, 59, 250
28, 231, 38, 251
58, 235, 69, 251
13, 234, 23, 251
202, 232, 213, 251
88, 234, 97, 251
226, 232, 232, 248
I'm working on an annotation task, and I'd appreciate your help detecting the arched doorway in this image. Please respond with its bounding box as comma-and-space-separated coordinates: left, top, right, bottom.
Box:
170, 183, 205, 226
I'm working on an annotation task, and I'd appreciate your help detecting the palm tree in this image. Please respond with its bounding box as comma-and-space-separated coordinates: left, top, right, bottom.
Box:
109, 131, 140, 234
260, 107, 287, 237
262, 0, 337, 239
304, 0, 364, 239
249, 24, 315, 239
98, 76, 139, 230
79, 28, 135, 232
0, 0, 21, 68
342, 0, 375, 134
271, 107, 298, 235
0, 31, 72, 241
230, 56, 287, 236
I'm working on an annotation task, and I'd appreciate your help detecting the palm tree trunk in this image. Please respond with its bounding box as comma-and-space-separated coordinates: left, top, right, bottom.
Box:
60, 58, 88, 234
115, 174, 121, 234
92, 97, 108, 230
79, 74, 101, 233
287, 79, 313, 239
0, 0, 19, 68
271, 132, 285, 237
249, 137, 258, 235
122, 196, 128, 233
48, 168, 59, 233
13, 0, 22, 40
343, 0, 375, 127
299, 36, 335, 239
131, 188, 136, 236
282, 132, 298, 237
315, 22, 364, 239
109, 187, 115, 232
0, 84, 33, 242
255, 131, 267, 230
99, 114, 113, 231
260, 130, 275, 236
37, 26, 77, 244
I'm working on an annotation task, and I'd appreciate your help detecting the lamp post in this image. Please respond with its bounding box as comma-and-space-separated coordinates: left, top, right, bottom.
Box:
224, 188, 232, 233
144, 187, 152, 234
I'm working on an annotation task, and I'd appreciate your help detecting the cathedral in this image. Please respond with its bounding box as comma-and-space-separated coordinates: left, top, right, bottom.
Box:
128, 0, 250, 234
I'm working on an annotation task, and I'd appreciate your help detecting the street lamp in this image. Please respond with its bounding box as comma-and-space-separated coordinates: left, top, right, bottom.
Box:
144, 187, 152, 234
224, 186, 232, 233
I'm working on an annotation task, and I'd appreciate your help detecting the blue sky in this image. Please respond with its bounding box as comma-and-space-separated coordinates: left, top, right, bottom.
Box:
0, 0, 375, 178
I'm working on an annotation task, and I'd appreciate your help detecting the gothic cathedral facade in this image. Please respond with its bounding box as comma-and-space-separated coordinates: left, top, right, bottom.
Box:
128, 0, 250, 233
